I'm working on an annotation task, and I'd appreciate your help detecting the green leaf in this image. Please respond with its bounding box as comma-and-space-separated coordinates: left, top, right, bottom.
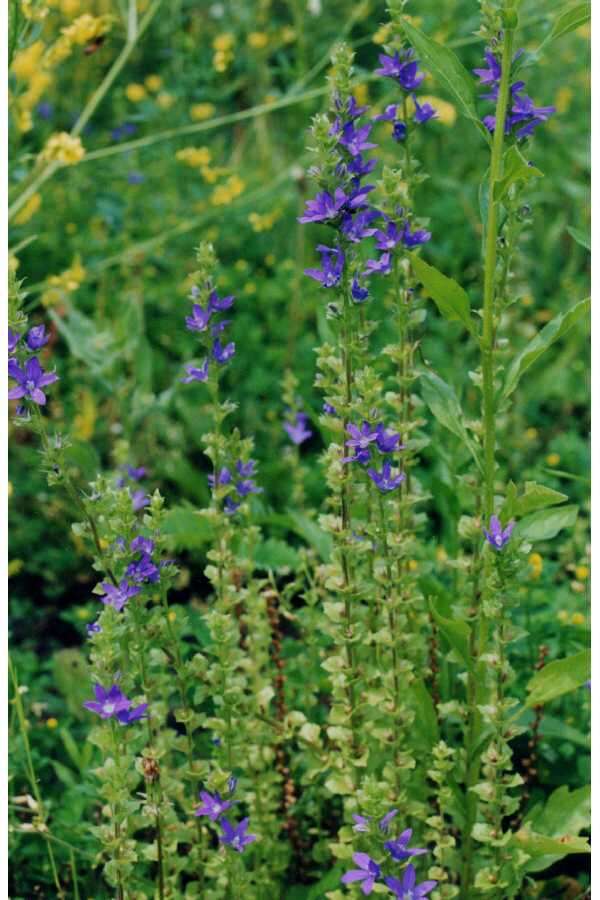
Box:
401, 19, 488, 140
420, 371, 483, 473
430, 598, 472, 670
504, 481, 568, 519
525, 649, 590, 707
287, 510, 332, 561
501, 298, 590, 400
567, 225, 591, 251
410, 253, 475, 334
254, 538, 300, 571
50, 306, 118, 382
161, 505, 214, 550
516, 504, 578, 542
539, 2, 591, 51
513, 830, 590, 868
410, 677, 440, 747
493, 145, 543, 202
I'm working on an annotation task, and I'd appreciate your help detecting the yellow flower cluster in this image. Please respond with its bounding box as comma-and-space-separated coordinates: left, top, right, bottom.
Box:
210, 175, 245, 206
247, 31, 269, 49
213, 33, 235, 72
176, 147, 212, 168
546, 452, 561, 467
248, 209, 280, 233
528, 552, 543, 580
41, 257, 86, 307
126, 83, 147, 102
145, 74, 162, 92
557, 610, 586, 626
62, 13, 111, 45
190, 102, 216, 121
39, 131, 85, 165
11, 41, 51, 132
21, 0, 49, 22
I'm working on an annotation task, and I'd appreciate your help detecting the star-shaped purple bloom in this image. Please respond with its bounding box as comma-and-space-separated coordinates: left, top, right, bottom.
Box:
298, 188, 348, 224
384, 828, 428, 861
236, 459, 257, 478
379, 807, 399, 833
208, 467, 232, 488
224, 496, 241, 515
117, 703, 148, 724
341, 853, 381, 895
284, 412, 313, 445
99, 578, 140, 612
207, 290, 235, 312
185, 304, 212, 333
413, 95, 437, 124
182, 360, 209, 383
393, 120, 408, 142
131, 489, 150, 512
219, 817, 257, 853
351, 276, 369, 303
8, 329, 21, 354
363, 252, 392, 276
473, 50, 502, 87
348, 154, 377, 178
339, 122, 377, 157
374, 220, 403, 251
131, 535, 154, 555
25, 325, 49, 350
8, 357, 59, 405
126, 553, 160, 584
195, 790, 233, 821
352, 813, 371, 833
345, 421, 378, 459
341, 209, 380, 243
374, 104, 399, 122
483, 514, 515, 550
375, 424, 403, 453
83, 683, 131, 720
236, 478, 262, 496
385, 864, 437, 898
126, 465, 146, 481
86, 621, 102, 636
401, 221, 431, 247
305, 245, 345, 288
212, 338, 235, 364
368, 460, 405, 493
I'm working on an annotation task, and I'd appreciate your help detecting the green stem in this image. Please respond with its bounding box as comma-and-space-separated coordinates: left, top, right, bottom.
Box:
110, 721, 126, 900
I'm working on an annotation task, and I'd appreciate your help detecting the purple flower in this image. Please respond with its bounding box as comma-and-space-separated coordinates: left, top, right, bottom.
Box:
413, 95, 437, 124
374, 220, 403, 251
8, 329, 20, 354
483, 514, 514, 550
130, 536, 154, 555
36, 101, 53, 120
379, 808, 399, 833
236, 459, 257, 478
351, 276, 369, 303
182, 360, 209, 383
392, 120, 408, 142
227, 775, 238, 794
208, 467, 232, 488
510, 93, 555, 138
99, 579, 140, 612
126, 465, 146, 481
375, 51, 406, 79
348, 183, 375, 209
348, 154, 377, 178
111, 122, 137, 141
86, 621, 102, 636
236, 478, 262, 496
340, 209, 380, 243
367, 460, 405, 493
298, 188, 348, 224
224, 496, 241, 515
345, 421, 378, 459
352, 814, 371, 833
212, 338, 235, 364
385, 864, 437, 899
131, 489, 150, 512
363, 252, 392, 276
401, 221, 431, 247
126, 553, 160, 584
336, 94, 368, 120
8, 357, 59, 405
127, 171, 145, 184
304, 245, 345, 288
185, 304, 212, 333
473, 51, 502, 87
284, 412, 313, 445
374, 104, 398, 122
211, 319, 232, 336
341, 853, 381, 895
219, 817, 257, 853
83, 683, 131, 720
376, 50, 424, 91
323, 402, 337, 415
339, 122, 377, 157
375, 424, 403, 453
195, 790, 233, 821
384, 828, 428, 861
207, 290, 234, 312
117, 703, 148, 724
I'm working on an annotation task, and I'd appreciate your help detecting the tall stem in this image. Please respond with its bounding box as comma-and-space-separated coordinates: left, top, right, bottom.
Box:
462, 22, 515, 896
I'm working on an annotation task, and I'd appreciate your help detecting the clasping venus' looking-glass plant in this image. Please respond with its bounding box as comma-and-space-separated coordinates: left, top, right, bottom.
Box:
7, 0, 590, 897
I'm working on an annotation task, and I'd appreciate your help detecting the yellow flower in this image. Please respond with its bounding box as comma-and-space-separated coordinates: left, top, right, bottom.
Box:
571, 612, 585, 625
528, 552, 543, 579
176, 146, 212, 168
41, 257, 87, 307
210, 175, 245, 206
435, 546, 448, 563
546, 453, 561, 467
190, 102, 216, 121
408, 559, 418, 572
61, 0, 81, 14
244, 282, 257, 295
575, 565, 589, 581
62, 14, 110, 46
557, 609, 569, 623
248, 210, 280, 232
12, 40, 45, 80
14, 193, 42, 226
45, 35, 73, 67
280, 26, 296, 44
554, 86, 573, 114
126, 83, 147, 102
168, 610, 177, 623
15, 108, 34, 133
213, 32, 234, 52
8, 559, 24, 577
536, 308, 553, 323
248, 31, 269, 49
213, 50, 232, 73
145, 74, 162, 92
73, 389, 97, 440
521, 293, 534, 307
525, 427, 538, 440
156, 91, 175, 110
46, 718, 59, 729
373, 23, 392, 45
39, 132, 85, 165
21, 0, 49, 21
354, 83, 369, 106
